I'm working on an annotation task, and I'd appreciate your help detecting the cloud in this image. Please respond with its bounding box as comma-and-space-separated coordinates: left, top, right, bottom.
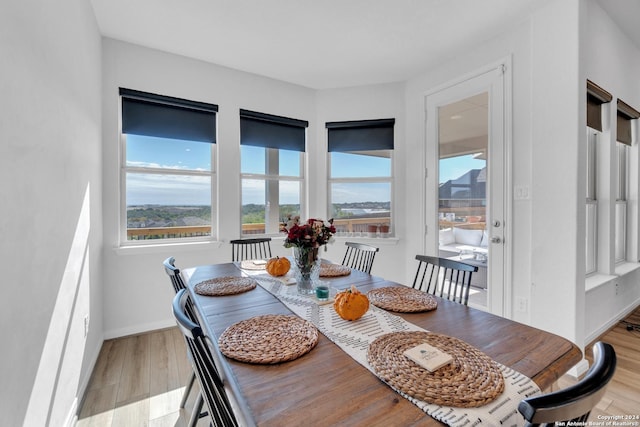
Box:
126, 160, 209, 172
241, 179, 301, 205
127, 173, 211, 205
330, 182, 390, 204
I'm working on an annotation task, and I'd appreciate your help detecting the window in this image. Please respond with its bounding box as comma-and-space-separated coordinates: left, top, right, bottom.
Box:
585, 130, 598, 274
120, 88, 218, 243
615, 143, 628, 263
240, 109, 308, 235
615, 99, 639, 263
585, 80, 611, 274
326, 119, 394, 237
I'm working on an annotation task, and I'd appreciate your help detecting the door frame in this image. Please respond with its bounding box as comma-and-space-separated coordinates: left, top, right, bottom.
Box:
423, 58, 512, 317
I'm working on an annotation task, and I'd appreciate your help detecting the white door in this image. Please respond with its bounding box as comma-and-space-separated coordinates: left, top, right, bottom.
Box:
425, 64, 509, 316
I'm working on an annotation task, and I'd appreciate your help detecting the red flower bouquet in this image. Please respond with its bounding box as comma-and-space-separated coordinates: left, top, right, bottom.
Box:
281, 215, 336, 249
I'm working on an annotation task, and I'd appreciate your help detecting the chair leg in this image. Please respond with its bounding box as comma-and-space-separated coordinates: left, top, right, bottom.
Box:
181, 371, 196, 408
189, 392, 204, 427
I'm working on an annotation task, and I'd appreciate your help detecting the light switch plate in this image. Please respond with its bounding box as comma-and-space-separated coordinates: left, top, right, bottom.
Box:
514, 185, 530, 200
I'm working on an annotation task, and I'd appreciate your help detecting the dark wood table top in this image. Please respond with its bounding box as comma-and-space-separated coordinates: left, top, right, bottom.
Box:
183, 262, 582, 427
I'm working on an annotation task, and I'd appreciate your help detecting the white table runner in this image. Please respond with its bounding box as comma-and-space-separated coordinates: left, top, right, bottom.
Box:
246, 272, 540, 427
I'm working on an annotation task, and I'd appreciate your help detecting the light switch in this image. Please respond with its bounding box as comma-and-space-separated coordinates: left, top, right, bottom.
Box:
514, 185, 530, 200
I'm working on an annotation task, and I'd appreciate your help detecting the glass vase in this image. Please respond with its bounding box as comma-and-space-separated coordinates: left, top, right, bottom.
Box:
292, 246, 321, 295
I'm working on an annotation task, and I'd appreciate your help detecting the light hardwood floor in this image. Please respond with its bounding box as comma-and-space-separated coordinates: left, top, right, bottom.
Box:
77, 327, 206, 427
77, 308, 640, 426
557, 307, 640, 418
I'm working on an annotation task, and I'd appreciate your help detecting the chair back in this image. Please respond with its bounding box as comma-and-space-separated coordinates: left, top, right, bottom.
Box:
163, 256, 186, 293
518, 341, 616, 426
163, 256, 200, 324
341, 242, 379, 274
173, 289, 244, 427
412, 255, 477, 305
230, 238, 272, 262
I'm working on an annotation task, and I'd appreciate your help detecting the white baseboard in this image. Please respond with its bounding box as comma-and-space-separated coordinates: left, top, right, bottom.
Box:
585, 296, 640, 344
69, 318, 177, 426
104, 318, 176, 340
68, 334, 104, 427
69, 317, 176, 426
566, 358, 590, 379
64, 397, 78, 427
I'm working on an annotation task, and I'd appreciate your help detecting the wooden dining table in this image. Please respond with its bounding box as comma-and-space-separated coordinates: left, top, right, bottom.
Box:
183, 262, 582, 427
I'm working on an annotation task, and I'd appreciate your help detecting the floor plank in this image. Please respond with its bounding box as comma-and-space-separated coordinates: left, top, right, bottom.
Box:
88, 338, 127, 390
117, 334, 151, 404
78, 328, 195, 427
557, 306, 640, 420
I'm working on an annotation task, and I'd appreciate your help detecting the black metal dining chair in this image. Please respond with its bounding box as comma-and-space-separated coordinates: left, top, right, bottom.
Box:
230, 237, 272, 262
173, 289, 242, 427
518, 341, 617, 426
341, 241, 379, 274
162, 257, 204, 426
163, 256, 187, 293
411, 254, 478, 305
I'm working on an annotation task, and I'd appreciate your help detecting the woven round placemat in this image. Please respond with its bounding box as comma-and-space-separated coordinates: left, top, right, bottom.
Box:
194, 276, 257, 296
367, 287, 438, 312
239, 260, 267, 270
367, 331, 504, 408
218, 314, 319, 364
319, 264, 351, 277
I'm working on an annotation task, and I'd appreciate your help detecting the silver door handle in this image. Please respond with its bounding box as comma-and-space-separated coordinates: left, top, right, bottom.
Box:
491, 237, 502, 244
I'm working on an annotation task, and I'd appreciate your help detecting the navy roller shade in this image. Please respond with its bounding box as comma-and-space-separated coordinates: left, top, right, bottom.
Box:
240, 109, 308, 152
617, 98, 640, 146
120, 88, 218, 143
586, 80, 612, 132
326, 118, 395, 152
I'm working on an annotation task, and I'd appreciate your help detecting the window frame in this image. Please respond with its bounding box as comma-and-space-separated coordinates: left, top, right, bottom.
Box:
614, 98, 638, 264
240, 146, 305, 236
614, 140, 628, 264
584, 80, 611, 276
119, 134, 218, 245
118, 89, 218, 246
327, 151, 394, 237
585, 129, 599, 275
326, 119, 396, 238
239, 109, 309, 237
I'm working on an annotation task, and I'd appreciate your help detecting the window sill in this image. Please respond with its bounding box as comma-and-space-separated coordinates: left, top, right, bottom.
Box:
585, 262, 640, 292
614, 261, 640, 277
268, 235, 400, 246
585, 273, 616, 292
114, 239, 223, 256
333, 235, 400, 246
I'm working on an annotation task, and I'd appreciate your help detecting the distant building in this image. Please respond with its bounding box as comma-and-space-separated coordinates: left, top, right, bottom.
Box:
439, 168, 486, 209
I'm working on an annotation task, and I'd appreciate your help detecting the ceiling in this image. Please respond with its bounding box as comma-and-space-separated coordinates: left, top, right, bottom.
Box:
89, 0, 639, 149
90, 0, 557, 90
439, 93, 488, 158
89, 1, 640, 90
596, 0, 640, 52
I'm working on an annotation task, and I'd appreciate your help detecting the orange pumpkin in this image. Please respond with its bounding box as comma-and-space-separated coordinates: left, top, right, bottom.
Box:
334, 285, 369, 321
266, 257, 291, 277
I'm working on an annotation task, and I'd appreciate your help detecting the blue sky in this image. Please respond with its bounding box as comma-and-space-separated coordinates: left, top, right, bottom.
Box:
126, 135, 485, 205
439, 155, 486, 184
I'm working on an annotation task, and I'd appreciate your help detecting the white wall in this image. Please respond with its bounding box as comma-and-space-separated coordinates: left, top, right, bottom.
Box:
315, 84, 406, 283
101, 0, 639, 356
583, 0, 640, 343
529, 0, 584, 345
4, 0, 639, 423
404, 0, 586, 345
0, 1, 103, 426
404, 14, 534, 302
102, 40, 409, 336
101, 39, 317, 337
